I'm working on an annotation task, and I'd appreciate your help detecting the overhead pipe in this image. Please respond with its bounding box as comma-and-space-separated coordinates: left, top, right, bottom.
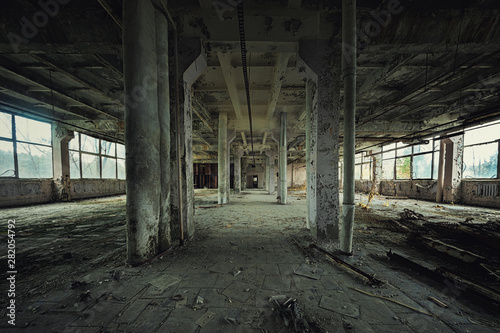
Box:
340, 0, 356, 254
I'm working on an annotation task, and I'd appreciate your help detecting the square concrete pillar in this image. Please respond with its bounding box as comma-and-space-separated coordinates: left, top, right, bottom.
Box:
52, 124, 73, 202
298, 40, 341, 243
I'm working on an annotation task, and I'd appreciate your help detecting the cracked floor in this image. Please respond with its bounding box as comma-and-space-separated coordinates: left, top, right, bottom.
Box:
0, 189, 499, 332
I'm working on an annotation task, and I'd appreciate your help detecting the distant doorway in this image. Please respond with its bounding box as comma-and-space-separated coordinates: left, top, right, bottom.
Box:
252, 175, 258, 188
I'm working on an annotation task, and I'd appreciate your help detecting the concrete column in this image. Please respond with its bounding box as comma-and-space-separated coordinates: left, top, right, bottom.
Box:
436, 140, 446, 203
443, 135, 464, 203
218, 112, 228, 204
265, 156, 270, 192
170, 39, 206, 244
52, 124, 73, 202
299, 40, 341, 242
156, 8, 171, 252
123, 0, 161, 264
279, 112, 287, 204
371, 150, 382, 195
305, 80, 316, 230
234, 149, 243, 193
266, 151, 277, 195
340, 0, 357, 254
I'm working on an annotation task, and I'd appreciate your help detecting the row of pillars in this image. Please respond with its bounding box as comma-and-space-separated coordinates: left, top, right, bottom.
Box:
121, 0, 358, 264
217, 111, 287, 205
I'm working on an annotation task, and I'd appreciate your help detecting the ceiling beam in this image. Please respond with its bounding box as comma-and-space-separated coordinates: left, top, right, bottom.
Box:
217, 52, 243, 120
241, 132, 247, 146
267, 53, 292, 120
0, 57, 120, 120
0, 77, 95, 121
29, 54, 123, 107
97, 0, 123, 28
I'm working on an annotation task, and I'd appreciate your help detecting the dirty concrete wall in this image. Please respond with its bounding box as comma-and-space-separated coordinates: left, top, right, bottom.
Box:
287, 163, 306, 188
376, 180, 438, 201
71, 179, 126, 200
0, 179, 53, 207
0, 179, 126, 208
461, 180, 500, 209
246, 172, 265, 189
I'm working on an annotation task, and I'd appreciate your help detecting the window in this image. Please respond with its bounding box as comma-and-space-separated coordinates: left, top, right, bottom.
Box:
0, 111, 52, 178
69, 132, 126, 179
381, 140, 439, 180
354, 153, 372, 180
462, 121, 500, 179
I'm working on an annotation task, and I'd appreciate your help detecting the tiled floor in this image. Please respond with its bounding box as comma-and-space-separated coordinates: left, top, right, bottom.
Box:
0, 189, 498, 332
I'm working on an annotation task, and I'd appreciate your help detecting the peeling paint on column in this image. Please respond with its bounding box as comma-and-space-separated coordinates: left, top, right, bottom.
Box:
299, 39, 341, 243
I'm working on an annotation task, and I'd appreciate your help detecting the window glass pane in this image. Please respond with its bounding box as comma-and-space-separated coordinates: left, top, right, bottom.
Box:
117, 144, 125, 159
69, 133, 79, 150
102, 157, 116, 179
80, 134, 99, 153
70, 151, 81, 179
15, 116, 51, 145
81, 153, 100, 178
397, 145, 412, 156
361, 163, 371, 180
0, 112, 12, 139
355, 164, 361, 179
382, 159, 394, 179
413, 154, 432, 178
413, 141, 433, 154
383, 149, 395, 159
17, 143, 52, 178
101, 140, 116, 157
396, 157, 411, 179
464, 122, 500, 146
355, 154, 362, 164
0, 140, 15, 177
463, 143, 498, 178
117, 159, 126, 179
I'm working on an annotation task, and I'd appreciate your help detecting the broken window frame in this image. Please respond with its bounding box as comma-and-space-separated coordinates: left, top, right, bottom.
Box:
0, 111, 53, 179
69, 132, 126, 180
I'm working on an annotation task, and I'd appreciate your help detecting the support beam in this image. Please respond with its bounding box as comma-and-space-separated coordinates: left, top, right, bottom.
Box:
299, 40, 341, 242
267, 52, 292, 120
262, 132, 268, 145
156, 6, 171, 252
234, 149, 244, 194
265, 150, 277, 195
241, 131, 247, 146
340, 0, 357, 255
97, 0, 123, 28
123, 0, 161, 264
28, 54, 123, 107
52, 124, 73, 202
217, 52, 243, 120
218, 112, 228, 204
0, 57, 120, 120
305, 80, 316, 230
278, 112, 287, 204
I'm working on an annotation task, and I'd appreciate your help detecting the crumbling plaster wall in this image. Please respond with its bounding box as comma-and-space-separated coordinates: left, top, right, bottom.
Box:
356, 179, 438, 201
0, 179, 126, 208
461, 180, 500, 209
356, 179, 500, 209
287, 163, 306, 187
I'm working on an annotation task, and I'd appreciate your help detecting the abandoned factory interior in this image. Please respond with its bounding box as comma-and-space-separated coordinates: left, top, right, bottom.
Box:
1, 0, 500, 332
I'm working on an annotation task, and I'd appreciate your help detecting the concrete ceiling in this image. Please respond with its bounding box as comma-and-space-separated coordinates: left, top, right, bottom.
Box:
1, 0, 500, 165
